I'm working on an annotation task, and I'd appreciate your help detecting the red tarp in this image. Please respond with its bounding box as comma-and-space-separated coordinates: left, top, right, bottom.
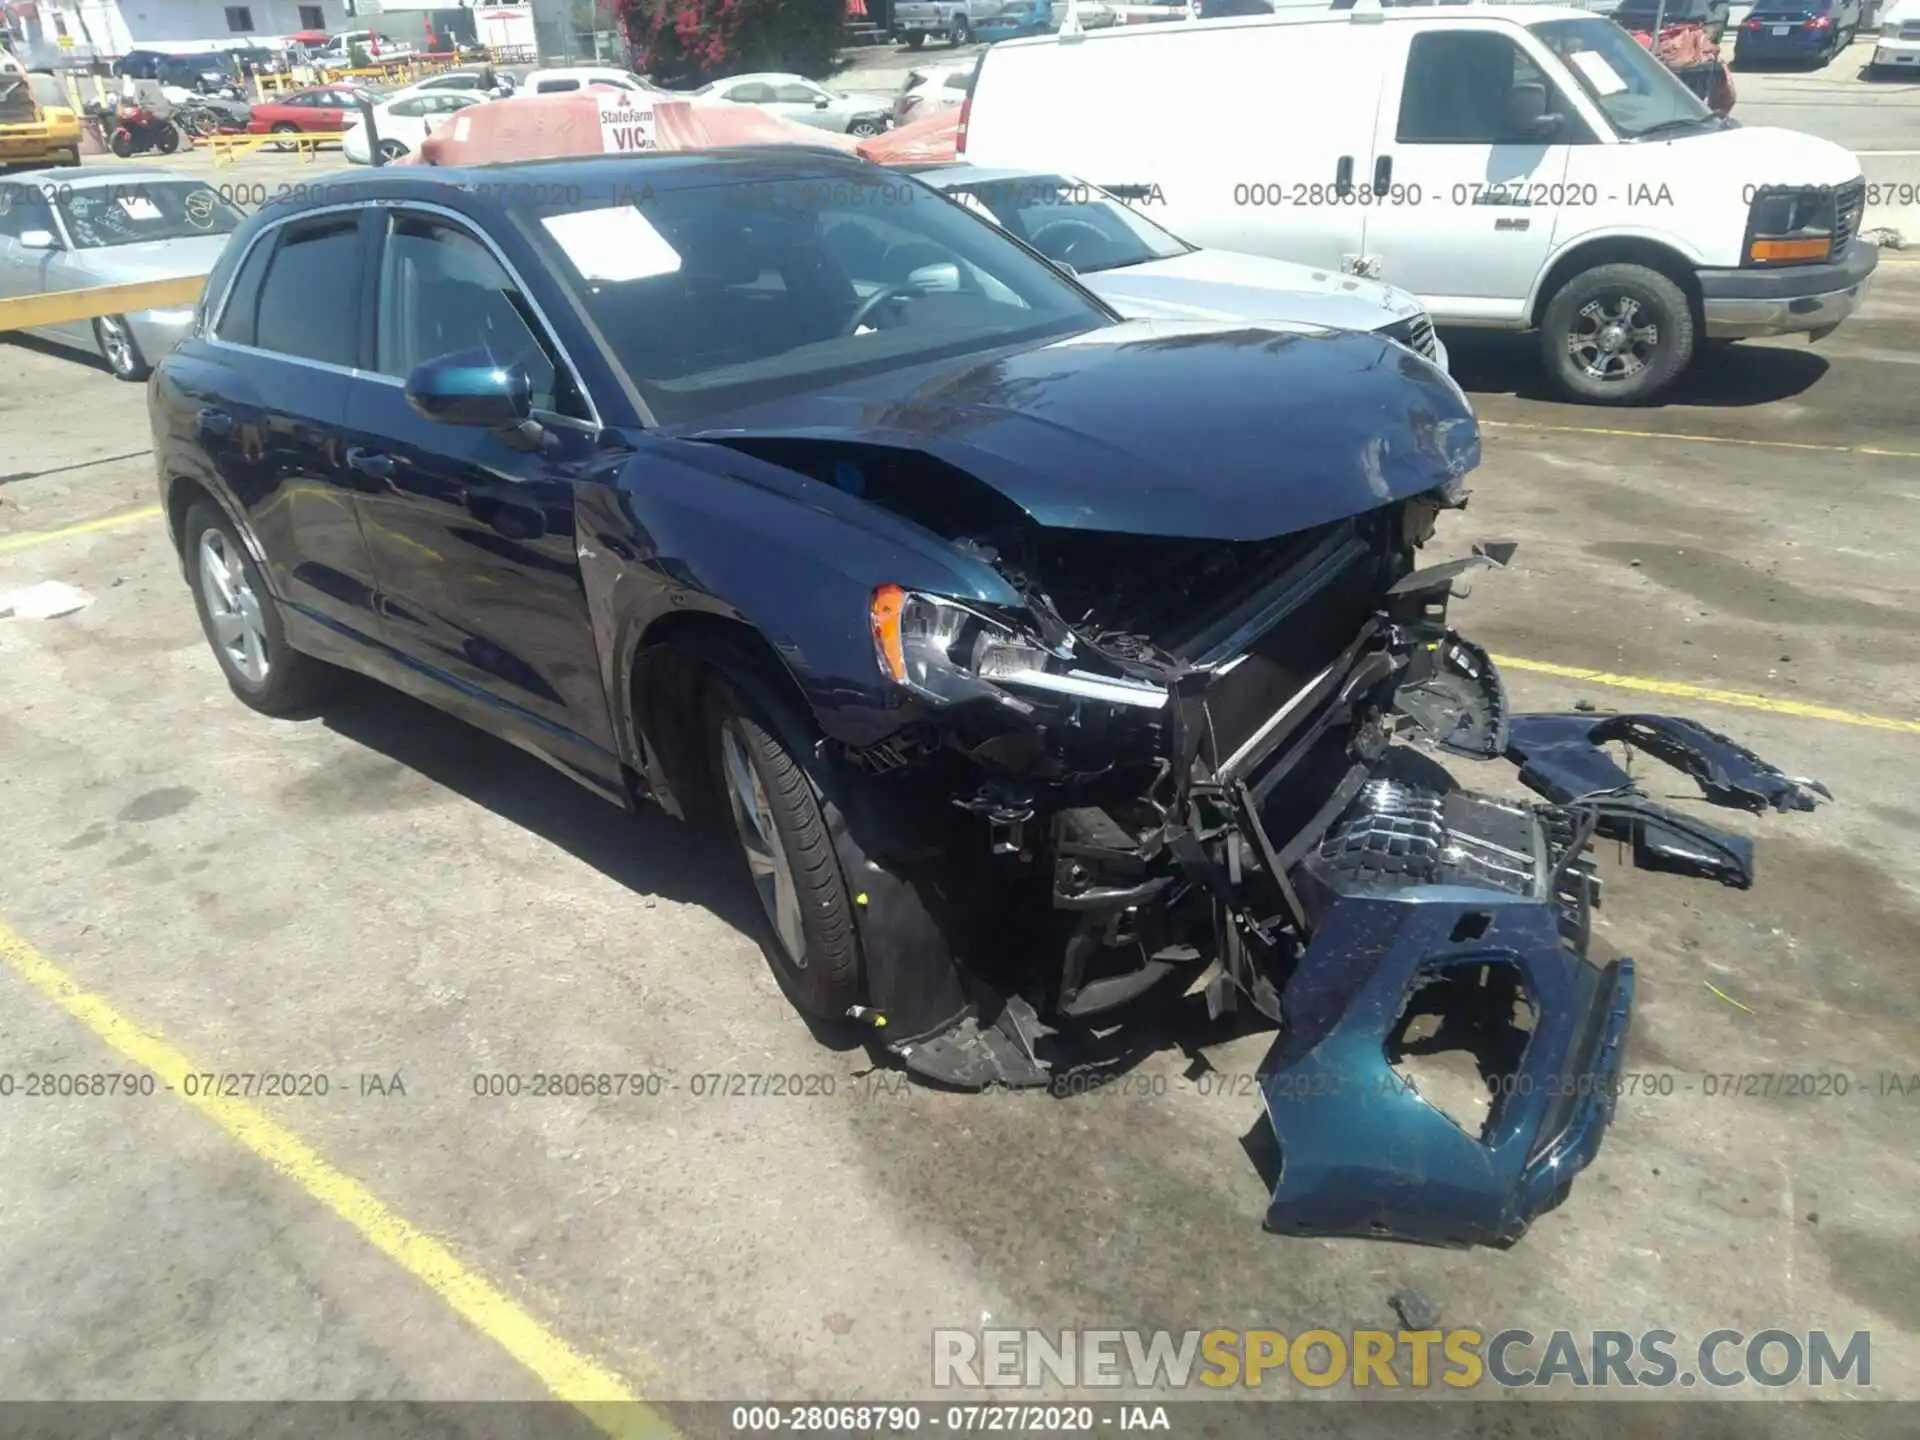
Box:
1628, 27, 1736, 114
855, 106, 959, 165
413, 90, 859, 167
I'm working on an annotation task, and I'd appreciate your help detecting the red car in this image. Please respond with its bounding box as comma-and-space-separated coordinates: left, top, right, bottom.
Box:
246, 86, 371, 145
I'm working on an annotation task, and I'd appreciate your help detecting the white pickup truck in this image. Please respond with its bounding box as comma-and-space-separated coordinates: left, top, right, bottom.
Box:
893, 1, 1053, 49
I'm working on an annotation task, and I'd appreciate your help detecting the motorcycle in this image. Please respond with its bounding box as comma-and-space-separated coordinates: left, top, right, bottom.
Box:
101, 97, 180, 157
174, 93, 252, 139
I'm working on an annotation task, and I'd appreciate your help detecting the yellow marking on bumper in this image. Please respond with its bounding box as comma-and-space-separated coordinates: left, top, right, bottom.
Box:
1493, 655, 1920, 735
1479, 418, 1920, 462
0, 276, 204, 332
0, 919, 674, 1440
0, 504, 163, 555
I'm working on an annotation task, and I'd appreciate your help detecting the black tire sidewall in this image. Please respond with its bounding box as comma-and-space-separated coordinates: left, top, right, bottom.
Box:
704, 673, 864, 1020
1542, 263, 1694, 405
950, 18, 971, 45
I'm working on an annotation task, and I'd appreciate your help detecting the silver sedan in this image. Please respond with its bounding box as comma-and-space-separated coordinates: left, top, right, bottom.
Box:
0, 166, 243, 381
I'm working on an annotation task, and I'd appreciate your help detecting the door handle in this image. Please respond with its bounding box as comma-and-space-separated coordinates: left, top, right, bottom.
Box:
345, 446, 395, 482
1335, 155, 1354, 195
1372, 154, 1393, 195
197, 406, 233, 437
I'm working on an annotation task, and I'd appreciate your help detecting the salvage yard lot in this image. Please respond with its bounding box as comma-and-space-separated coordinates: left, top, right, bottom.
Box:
1, 250, 1918, 1427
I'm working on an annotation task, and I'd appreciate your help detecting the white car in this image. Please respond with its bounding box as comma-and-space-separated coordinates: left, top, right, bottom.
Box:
694, 72, 895, 136
522, 66, 662, 97
893, 61, 977, 125
1873, 0, 1920, 69
344, 90, 485, 163
383, 68, 516, 105
918, 164, 1449, 370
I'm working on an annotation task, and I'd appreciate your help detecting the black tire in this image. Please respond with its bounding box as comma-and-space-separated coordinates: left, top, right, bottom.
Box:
108, 127, 134, 157
904, 30, 926, 49
950, 15, 972, 45
1540, 262, 1694, 405
181, 500, 341, 715
92, 315, 149, 382
271, 120, 299, 151
848, 117, 882, 138
705, 672, 863, 1021
154, 120, 180, 154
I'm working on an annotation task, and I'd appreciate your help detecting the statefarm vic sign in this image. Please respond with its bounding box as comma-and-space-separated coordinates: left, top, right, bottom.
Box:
598, 94, 657, 153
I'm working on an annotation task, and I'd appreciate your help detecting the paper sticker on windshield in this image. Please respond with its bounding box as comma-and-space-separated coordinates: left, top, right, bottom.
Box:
1567, 50, 1629, 96
118, 194, 162, 222
598, 97, 655, 153
183, 189, 217, 229
541, 206, 681, 282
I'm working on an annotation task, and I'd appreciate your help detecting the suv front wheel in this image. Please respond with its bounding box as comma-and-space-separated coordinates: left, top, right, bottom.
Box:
1540, 262, 1695, 405
705, 673, 864, 1020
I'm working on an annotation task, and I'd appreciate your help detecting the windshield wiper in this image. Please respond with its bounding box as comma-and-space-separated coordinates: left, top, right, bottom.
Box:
1629, 115, 1724, 141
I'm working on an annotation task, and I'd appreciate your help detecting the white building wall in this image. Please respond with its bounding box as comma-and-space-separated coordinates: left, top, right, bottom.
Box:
38, 0, 355, 56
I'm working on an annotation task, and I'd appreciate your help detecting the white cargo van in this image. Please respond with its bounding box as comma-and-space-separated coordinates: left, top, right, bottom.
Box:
959, 3, 1877, 402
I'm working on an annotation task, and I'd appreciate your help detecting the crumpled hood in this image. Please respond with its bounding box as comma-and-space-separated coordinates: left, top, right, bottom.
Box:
680, 320, 1479, 541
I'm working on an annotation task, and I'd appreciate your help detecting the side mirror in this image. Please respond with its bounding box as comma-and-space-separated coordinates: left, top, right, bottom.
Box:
813, 95, 830, 108
17, 228, 59, 250
403, 350, 533, 430
1505, 82, 1563, 141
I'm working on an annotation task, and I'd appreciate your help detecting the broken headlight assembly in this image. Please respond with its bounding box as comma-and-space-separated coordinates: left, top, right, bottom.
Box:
869, 584, 1166, 710
1743, 185, 1837, 265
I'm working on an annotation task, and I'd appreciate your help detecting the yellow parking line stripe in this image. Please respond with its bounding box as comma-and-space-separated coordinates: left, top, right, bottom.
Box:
0, 504, 163, 555
0, 919, 675, 1440
1479, 419, 1920, 462
1494, 655, 1920, 735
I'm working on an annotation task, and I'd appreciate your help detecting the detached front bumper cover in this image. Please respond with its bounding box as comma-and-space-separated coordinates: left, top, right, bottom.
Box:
1257, 701, 1827, 1248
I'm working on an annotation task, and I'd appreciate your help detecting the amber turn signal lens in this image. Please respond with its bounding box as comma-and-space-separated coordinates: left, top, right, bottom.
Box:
1749, 237, 1831, 263
871, 584, 907, 683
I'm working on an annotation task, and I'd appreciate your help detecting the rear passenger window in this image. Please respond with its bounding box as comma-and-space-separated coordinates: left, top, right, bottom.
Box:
252, 214, 363, 367
536, 77, 580, 93
213, 230, 278, 347
1396, 32, 1557, 145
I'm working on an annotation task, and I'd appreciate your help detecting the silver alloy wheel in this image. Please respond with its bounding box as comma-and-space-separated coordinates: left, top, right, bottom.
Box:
849, 118, 881, 137
1566, 294, 1658, 383
98, 316, 136, 377
378, 138, 408, 161
719, 720, 807, 968
197, 528, 270, 686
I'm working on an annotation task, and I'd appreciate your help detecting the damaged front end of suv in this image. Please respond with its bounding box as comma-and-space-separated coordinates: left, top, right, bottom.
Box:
678, 324, 1825, 1250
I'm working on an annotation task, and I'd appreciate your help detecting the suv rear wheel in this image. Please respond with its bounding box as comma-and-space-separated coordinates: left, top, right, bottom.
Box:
1540, 262, 1694, 405
182, 500, 341, 714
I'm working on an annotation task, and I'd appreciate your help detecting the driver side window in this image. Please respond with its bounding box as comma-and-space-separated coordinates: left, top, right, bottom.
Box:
1396, 31, 1566, 145
0, 186, 56, 241
373, 211, 588, 422
773, 83, 819, 105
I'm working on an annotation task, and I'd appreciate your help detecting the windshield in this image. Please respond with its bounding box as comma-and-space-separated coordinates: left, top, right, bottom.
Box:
937, 174, 1193, 274
57, 182, 245, 249
1530, 17, 1712, 137
530, 173, 1109, 425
